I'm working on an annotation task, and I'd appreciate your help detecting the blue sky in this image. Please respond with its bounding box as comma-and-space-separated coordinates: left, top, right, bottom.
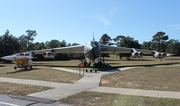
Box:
0, 0, 180, 45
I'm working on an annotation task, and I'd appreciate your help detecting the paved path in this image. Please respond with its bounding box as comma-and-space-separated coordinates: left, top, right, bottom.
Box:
28, 67, 126, 100
89, 87, 180, 99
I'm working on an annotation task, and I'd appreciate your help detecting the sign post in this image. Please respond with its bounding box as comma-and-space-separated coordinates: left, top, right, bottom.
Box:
78, 63, 85, 76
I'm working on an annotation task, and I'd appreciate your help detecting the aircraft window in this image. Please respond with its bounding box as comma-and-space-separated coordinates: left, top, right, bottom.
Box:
95, 42, 98, 46
91, 41, 99, 47
91, 42, 95, 46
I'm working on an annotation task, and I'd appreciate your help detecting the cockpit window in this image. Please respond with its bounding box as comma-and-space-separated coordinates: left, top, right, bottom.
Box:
91, 41, 99, 47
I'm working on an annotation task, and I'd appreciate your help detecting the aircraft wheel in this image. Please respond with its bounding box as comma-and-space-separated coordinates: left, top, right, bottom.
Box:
86, 69, 88, 72
88, 62, 91, 67
90, 69, 92, 73
95, 70, 97, 73
30, 65, 32, 70
25, 66, 27, 70
14, 66, 17, 70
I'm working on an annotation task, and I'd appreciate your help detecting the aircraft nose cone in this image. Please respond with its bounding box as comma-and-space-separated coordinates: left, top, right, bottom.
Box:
1, 56, 14, 61
1, 56, 6, 60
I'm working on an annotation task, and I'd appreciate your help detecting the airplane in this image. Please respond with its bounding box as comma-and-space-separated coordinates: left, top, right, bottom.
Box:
1, 52, 33, 70
1, 38, 171, 70
30, 38, 170, 67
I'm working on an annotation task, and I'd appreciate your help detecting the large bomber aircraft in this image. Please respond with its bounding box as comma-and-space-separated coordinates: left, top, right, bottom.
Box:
1, 38, 170, 70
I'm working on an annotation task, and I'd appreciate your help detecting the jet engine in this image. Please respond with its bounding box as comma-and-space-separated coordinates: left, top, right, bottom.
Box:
153, 52, 166, 58
131, 52, 143, 58
42, 52, 56, 58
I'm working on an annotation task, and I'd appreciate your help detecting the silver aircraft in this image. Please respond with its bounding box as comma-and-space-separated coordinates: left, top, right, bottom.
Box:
29, 38, 170, 67
1, 37, 171, 68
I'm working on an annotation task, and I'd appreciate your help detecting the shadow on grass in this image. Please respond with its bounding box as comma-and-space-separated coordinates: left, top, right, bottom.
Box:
6, 68, 39, 74
105, 59, 155, 61
0, 65, 5, 67
112, 62, 180, 68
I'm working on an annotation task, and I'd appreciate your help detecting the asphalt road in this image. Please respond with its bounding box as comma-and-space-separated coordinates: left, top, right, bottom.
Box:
0, 94, 70, 106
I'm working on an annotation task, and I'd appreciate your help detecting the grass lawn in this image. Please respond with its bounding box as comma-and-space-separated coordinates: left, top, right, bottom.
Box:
101, 67, 180, 91
0, 82, 50, 96
59, 91, 180, 106
0, 66, 82, 83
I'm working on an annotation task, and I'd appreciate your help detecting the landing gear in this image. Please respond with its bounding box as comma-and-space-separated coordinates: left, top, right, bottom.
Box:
90, 69, 92, 72
85, 68, 98, 73
93, 61, 102, 68
30, 65, 33, 70
88, 62, 91, 67
81, 58, 103, 73
14, 66, 17, 70
25, 66, 27, 70
13, 64, 32, 70
82, 60, 91, 67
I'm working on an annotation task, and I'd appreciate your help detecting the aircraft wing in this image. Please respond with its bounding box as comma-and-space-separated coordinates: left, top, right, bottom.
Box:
32, 45, 85, 54
101, 45, 154, 54
133, 48, 154, 54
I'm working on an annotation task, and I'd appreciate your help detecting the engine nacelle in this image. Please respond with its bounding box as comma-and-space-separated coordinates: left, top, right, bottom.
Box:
42, 52, 55, 58
132, 52, 143, 58
153, 52, 166, 58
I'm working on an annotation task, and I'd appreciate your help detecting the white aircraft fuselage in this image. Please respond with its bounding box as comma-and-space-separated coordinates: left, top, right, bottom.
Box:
84, 40, 101, 64
1, 55, 33, 61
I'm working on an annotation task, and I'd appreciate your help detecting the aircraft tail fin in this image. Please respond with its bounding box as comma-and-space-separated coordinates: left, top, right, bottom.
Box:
132, 48, 137, 53
93, 32, 95, 41
29, 51, 32, 56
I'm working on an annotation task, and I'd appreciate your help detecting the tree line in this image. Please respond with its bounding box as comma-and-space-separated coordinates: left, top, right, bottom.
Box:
0, 30, 180, 61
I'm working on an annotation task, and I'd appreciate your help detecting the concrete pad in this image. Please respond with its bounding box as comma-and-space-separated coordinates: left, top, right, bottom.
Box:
29, 80, 100, 100
89, 87, 126, 94
0, 94, 35, 106
28, 87, 82, 100
89, 87, 159, 98
158, 91, 180, 99
0, 94, 69, 106
121, 88, 159, 97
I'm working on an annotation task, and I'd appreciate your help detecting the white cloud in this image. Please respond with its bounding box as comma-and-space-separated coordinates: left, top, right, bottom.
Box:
99, 17, 109, 25
167, 24, 180, 30
89, 7, 118, 26
109, 7, 118, 15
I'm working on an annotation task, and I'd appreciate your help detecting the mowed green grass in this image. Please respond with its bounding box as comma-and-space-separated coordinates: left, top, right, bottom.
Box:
59, 91, 180, 106
101, 66, 180, 91
0, 66, 82, 83
0, 82, 50, 96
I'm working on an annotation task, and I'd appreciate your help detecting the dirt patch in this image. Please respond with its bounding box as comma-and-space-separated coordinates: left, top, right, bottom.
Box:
101, 80, 110, 84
